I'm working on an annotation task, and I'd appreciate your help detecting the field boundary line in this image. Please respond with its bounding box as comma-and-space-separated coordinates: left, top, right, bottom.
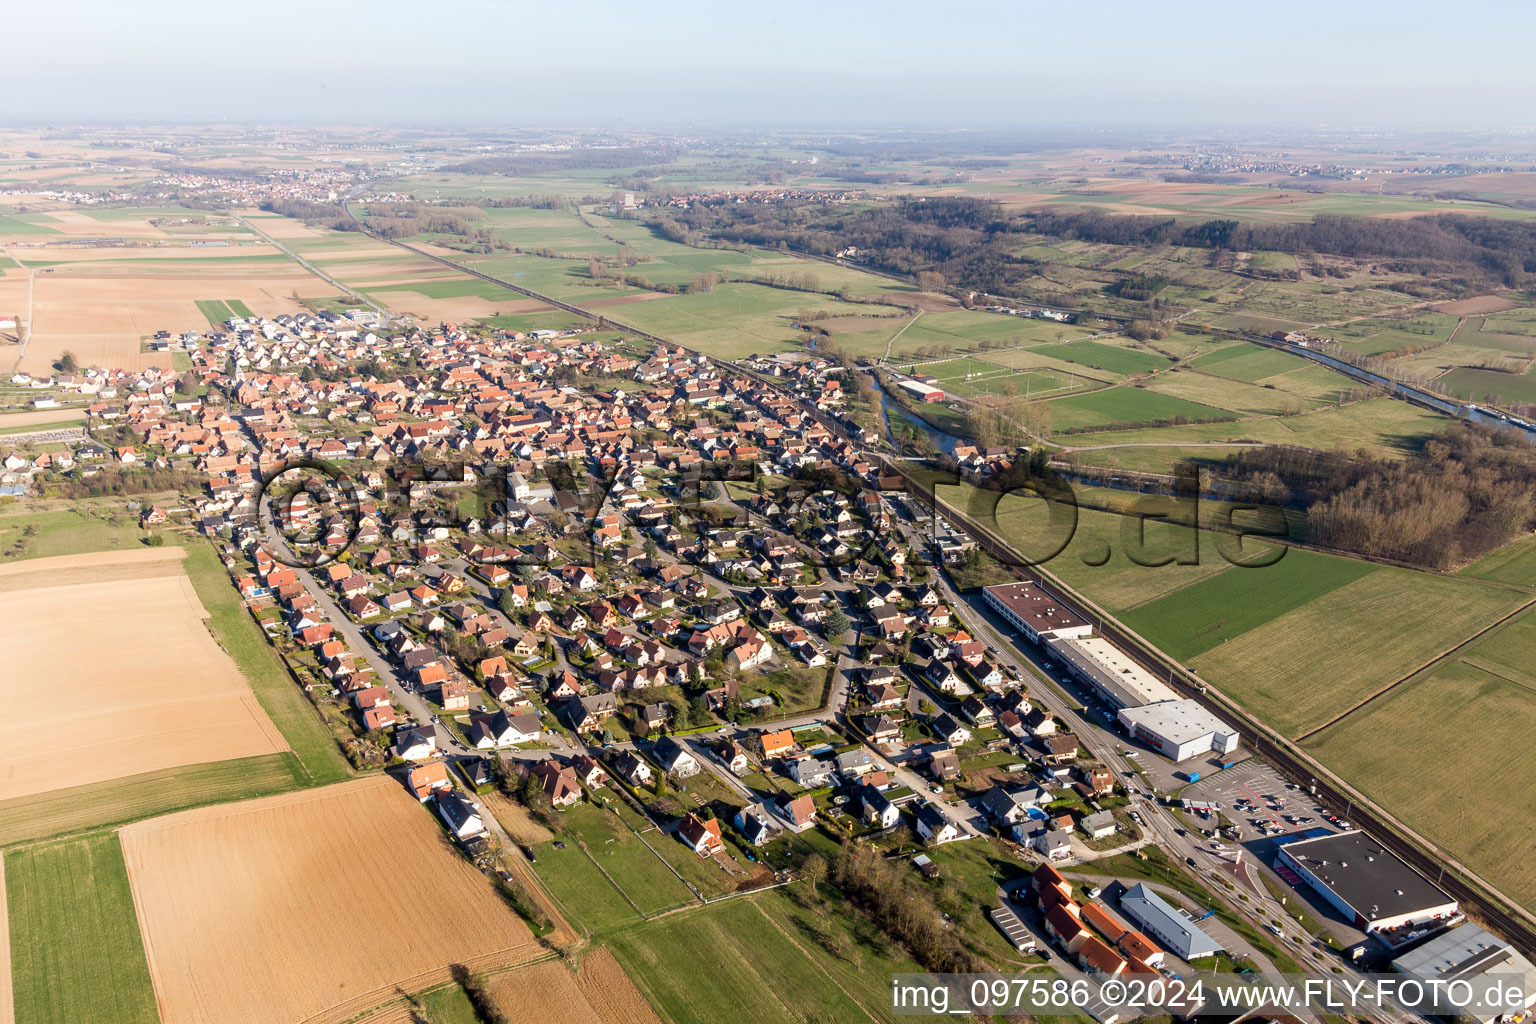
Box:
572, 838, 645, 917
1457, 656, 1536, 696
747, 898, 881, 1024
1295, 595, 1536, 741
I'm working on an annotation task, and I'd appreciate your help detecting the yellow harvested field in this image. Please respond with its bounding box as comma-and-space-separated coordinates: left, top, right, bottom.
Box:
0, 548, 287, 801
17, 268, 327, 375
8, 244, 284, 264
120, 777, 539, 1024
484, 950, 663, 1024
0, 408, 87, 429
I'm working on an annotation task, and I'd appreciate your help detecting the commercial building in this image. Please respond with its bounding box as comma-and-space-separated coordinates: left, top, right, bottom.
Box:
1276, 832, 1458, 941
1046, 635, 1180, 710
983, 581, 1093, 644
1391, 923, 1536, 1024
1119, 883, 1223, 961
1117, 700, 1240, 762
898, 379, 945, 403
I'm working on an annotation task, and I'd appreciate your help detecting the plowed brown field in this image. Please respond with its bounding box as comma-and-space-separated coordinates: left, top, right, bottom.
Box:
484, 949, 662, 1024
119, 777, 539, 1024
0, 548, 287, 801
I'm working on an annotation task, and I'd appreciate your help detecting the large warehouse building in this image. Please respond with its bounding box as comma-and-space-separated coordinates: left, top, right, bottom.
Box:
983, 580, 1243, 762
983, 582, 1093, 644
1392, 923, 1536, 1024
1046, 635, 1181, 710
1117, 700, 1240, 762
897, 379, 946, 403
1277, 832, 1458, 942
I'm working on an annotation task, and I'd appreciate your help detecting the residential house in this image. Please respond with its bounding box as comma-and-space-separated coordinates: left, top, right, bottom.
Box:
435, 790, 486, 841
406, 761, 451, 801
612, 750, 653, 787
915, 802, 961, 845
531, 760, 582, 808
654, 736, 699, 778
677, 812, 724, 856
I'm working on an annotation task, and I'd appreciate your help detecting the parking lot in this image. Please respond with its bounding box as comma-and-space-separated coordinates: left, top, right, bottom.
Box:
1182, 758, 1335, 840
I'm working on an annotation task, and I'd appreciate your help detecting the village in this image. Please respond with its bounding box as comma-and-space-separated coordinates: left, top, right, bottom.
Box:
5, 309, 1533, 1023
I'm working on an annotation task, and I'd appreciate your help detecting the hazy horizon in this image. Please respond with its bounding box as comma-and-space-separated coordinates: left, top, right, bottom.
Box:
2, 0, 1532, 131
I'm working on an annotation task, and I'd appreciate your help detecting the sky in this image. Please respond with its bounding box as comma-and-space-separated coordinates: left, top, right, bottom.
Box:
2, 0, 1531, 129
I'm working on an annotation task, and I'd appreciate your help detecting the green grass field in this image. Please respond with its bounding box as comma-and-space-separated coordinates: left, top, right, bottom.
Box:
0, 506, 158, 562
1189, 342, 1316, 382
1056, 396, 1449, 459
1459, 535, 1536, 587
1032, 340, 1171, 375
555, 803, 696, 917
6, 833, 159, 1024
1303, 606, 1536, 912
0, 215, 61, 235
1441, 367, 1536, 406
0, 753, 306, 848
1044, 385, 1234, 432
607, 889, 932, 1024
530, 830, 645, 933
599, 282, 904, 360
194, 298, 233, 325
183, 541, 351, 784
1140, 368, 1331, 416
1120, 548, 1375, 661
474, 310, 586, 333
1187, 570, 1526, 738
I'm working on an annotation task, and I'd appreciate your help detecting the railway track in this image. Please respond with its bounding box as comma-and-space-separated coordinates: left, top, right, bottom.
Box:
342, 203, 1536, 959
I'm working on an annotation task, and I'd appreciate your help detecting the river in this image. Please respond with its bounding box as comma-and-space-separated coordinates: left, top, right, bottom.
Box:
878, 387, 964, 456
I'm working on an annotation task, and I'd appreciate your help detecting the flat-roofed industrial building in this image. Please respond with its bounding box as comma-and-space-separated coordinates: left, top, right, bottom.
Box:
983, 581, 1093, 644
1046, 635, 1180, 710
1117, 699, 1240, 762
1392, 922, 1536, 1024
1277, 831, 1458, 941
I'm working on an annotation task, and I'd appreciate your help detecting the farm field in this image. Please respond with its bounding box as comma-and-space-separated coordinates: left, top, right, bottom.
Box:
0, 753, 307, 849
1055, 396, 1451, 459
1186, 570, 1527, 738
483, 949, 663, 1024
1441, 366, 1536, 406
1119, 548, 1375, 661
593, 282, 904, 360
0, 409, 87, 430
606, 889, 928, 1024
118, 776, 539, 1024
1140, 367, 1330, 416
1188, 341, 1322, 381
1303, 606, 1536, 912
931, 480, 1250, 608
1043, 385, 1234, 432
180, 540, 351, 784
14, 265, 332, 376
0, 547, 289, 802
1031, 340, 1171, 375
5, 832, 159, 1024
1459, 535, 1536, 587
1327, 312, 1460, 357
